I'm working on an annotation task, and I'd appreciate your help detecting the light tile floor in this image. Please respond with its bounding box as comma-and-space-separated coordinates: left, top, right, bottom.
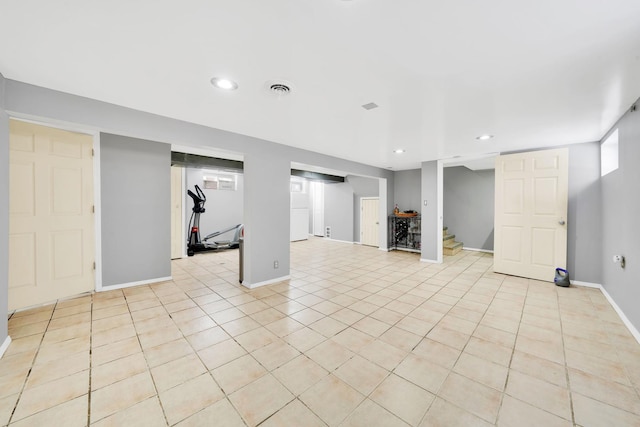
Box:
2, 238, 640, 426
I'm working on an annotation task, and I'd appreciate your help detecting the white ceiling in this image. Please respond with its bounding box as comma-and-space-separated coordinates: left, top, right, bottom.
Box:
1, 0, 639, 170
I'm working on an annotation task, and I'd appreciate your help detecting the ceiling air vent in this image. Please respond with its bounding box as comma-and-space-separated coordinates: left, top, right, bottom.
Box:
362, 102, 378, 110
270, 83, 291, 94
265, 80, 293, 96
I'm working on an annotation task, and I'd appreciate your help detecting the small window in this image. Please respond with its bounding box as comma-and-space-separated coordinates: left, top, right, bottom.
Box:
203, 174, 237, 191
203, 176, 218, 189
291, 182, 303, 193
290, 178, 306, 193
601, 129, 619, 177
218, 175, 236, 191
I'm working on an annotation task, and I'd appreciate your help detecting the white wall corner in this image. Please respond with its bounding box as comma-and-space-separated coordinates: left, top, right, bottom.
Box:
0, 335, 12, 359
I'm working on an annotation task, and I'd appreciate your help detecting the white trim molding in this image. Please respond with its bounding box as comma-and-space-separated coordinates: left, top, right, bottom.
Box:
327, 238, 355, 245
599, 286, 640, 345
420, 258, 441, 264
462, 247, 494, 254
242, 275, 291, 289
569, 280, 601, 289
93, 132, 103, 291
98, 276, 173, 292
571, 281, 640, 344
0, 336, 12, 359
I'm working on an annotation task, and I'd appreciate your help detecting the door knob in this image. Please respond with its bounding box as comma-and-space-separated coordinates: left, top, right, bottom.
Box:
558, 220, 566, 225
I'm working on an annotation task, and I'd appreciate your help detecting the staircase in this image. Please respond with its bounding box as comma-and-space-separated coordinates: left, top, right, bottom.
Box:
443, 226, 463, 256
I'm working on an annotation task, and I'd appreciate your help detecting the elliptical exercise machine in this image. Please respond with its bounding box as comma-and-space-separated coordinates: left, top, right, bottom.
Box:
187, 184, 243, 256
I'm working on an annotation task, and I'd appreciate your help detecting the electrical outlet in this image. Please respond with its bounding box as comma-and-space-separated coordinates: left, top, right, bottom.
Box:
274, 260, 279, 269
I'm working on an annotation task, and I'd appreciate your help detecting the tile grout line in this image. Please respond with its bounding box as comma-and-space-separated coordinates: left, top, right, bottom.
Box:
493, 274, 528, 426
6, 301, 58, 425
87, 295, 94, 426
420, 253, 508, 426
556, 287, 578, 427
124, 288, 171, 427
158, 270, 252, 426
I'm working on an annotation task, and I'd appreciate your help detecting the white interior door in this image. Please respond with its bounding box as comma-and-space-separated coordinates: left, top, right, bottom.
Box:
170, 165, 183, 259
9, 120, 95, 310
310, 181, 325, 236
494, 148, 568, 282
361, 197, 380, 247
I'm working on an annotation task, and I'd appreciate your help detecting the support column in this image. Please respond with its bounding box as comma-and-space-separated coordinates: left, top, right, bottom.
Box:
420, 160, 443, 263
242, 151, 291, 288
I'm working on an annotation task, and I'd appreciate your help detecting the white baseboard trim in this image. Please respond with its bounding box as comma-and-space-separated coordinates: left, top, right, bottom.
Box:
98, 276, 173, 292
571, 281, 640, 344
379, 247, 389, 252
0, 335, 12, 359
600, 286, 640, 345
326, 238, 354, 245
570, 280, 601, 289
241, 275, 291, 289
420, 258, 441, 264
462, 247, 494, 254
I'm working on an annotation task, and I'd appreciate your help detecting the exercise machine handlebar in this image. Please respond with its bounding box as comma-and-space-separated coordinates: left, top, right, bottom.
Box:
188, 184, 206, 214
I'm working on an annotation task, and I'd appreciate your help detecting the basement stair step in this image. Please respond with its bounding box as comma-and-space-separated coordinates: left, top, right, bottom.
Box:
442, 226, 463, 256
443, 241, 463, 256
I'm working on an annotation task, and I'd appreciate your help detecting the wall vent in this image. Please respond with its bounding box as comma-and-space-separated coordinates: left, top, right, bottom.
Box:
325, 226, 331, 238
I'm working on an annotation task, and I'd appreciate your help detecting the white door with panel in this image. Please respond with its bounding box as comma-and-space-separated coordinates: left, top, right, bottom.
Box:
310, 181, 325, 237
170, 166, 183, 259
361, 197, 380, 247
9, 120, 95, 310
494, 148, 568, 282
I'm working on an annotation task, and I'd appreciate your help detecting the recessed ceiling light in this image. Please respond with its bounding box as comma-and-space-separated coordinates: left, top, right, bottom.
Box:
394, 149, 405, 154
362, 102, 378, 110
476, 134, 494, 141
210, 77, 238, 91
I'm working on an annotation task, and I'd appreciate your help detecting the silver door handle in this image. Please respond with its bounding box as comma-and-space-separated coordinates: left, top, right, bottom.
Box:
558, 220, 566, 225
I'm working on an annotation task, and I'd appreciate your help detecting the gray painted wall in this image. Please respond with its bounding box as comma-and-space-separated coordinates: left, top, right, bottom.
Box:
0, 74, 8, 345
347, 175, 379, 243
394, 169, 422, 212
601, 102, 640, 331
324, 182, 355, 242
243, 151, 290, 286
567, 143, 602, 283
185, 168, 243, 240
100, 134, 171, 286
4, 80, 393, 287
421, 161, 440, 261
443, 167, 495, 251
